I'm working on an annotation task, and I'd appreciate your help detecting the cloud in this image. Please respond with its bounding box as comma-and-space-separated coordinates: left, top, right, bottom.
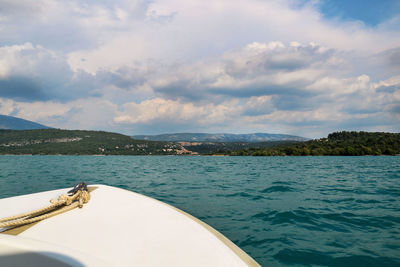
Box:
0, 42, 151, 102
1, 69, 398, 137
373, 75, 400, 118
0, 75, 51, 101
382, 47, 400, 68
241, 96, 275, 116
0, 43, 98, 102
115, 98, 239, 126
1, 40, 399, 137
0, 97, 118, 130
0, 0, 399, 137
2, 0, 397, 81
0, 0, 153, 51
150, 42, 346, 103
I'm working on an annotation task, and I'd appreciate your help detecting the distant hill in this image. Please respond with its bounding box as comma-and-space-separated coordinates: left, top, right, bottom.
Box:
0, 129, 300, 155
0, 115, 51, 130
132, 133, 308, 142
1, 129, 395, 156
0, 129, 186, 155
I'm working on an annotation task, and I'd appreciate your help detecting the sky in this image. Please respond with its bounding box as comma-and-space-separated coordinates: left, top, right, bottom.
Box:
0, 0, 399, 138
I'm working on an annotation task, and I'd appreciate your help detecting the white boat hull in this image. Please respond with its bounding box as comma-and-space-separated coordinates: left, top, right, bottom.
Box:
0, 185, 260, 267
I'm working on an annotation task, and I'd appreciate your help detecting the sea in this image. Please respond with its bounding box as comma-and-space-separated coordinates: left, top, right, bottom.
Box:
0, 155, 399, 266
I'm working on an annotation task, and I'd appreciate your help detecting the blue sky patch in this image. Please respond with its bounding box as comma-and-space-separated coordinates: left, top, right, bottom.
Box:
316, 0, 400, 26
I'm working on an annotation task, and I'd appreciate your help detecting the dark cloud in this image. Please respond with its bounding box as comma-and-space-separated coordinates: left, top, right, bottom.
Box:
0, 71, 98, 103
0, 76, 47, 101
97, 67, 146, 90
208, 86, 295, 98
152, 80, 207, 101
341, 106, 381, 115
384, 47, 400, 68
242, 104, 274, 116
0, 45, 148, 102
389, 104, 400, 113
264, 46, 335, 71
376, 84, 400, 93
208, 80, 314, 98
272, 95, 318, 111
224, 44, 336, 79
266, 57, 309, 71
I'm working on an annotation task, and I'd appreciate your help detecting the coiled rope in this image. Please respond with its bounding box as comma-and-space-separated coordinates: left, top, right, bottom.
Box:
0, 182, 90, 229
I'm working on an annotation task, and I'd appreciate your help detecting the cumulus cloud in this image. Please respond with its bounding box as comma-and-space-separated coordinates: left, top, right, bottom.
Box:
0, 0, 399, 137
150, 41, 353, 111
115, 98, 239, 126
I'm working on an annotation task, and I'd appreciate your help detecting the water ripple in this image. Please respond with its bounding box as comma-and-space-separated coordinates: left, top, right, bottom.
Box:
261, 185, 296, 193
274, 248, 400, 266
0, 155, 399, 266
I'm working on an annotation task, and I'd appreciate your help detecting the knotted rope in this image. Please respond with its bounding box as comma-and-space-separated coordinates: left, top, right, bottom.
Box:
0, 182, 90, 229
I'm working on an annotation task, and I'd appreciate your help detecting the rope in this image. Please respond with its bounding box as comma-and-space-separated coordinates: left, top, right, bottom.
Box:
0, 184, 90, 229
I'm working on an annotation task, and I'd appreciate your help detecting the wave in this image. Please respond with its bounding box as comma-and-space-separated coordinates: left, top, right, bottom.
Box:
238, 236, 294, 248
224, 191, 265, 200
252, 210, 400, 231
274, 248, 400, 266
261, 185, 295, 193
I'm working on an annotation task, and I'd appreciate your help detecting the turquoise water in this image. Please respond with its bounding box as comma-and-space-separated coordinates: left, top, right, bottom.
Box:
0, 155, 399, 266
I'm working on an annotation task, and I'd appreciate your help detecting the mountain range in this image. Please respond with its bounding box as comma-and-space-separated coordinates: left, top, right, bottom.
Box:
1, 115, 308, 142
133, 133, 308, 142
0, 115, 51, 130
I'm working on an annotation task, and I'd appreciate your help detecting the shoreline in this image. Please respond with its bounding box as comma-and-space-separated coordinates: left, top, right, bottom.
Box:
0, 153, 398, 157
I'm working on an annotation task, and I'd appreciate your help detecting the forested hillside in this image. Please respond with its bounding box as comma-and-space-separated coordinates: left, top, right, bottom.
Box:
1, 130, 397, 156
225, 131, 400, 156
0, 129, 184, 155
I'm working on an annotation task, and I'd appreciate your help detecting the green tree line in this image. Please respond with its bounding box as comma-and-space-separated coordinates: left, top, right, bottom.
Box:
224, 131, 400, 156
